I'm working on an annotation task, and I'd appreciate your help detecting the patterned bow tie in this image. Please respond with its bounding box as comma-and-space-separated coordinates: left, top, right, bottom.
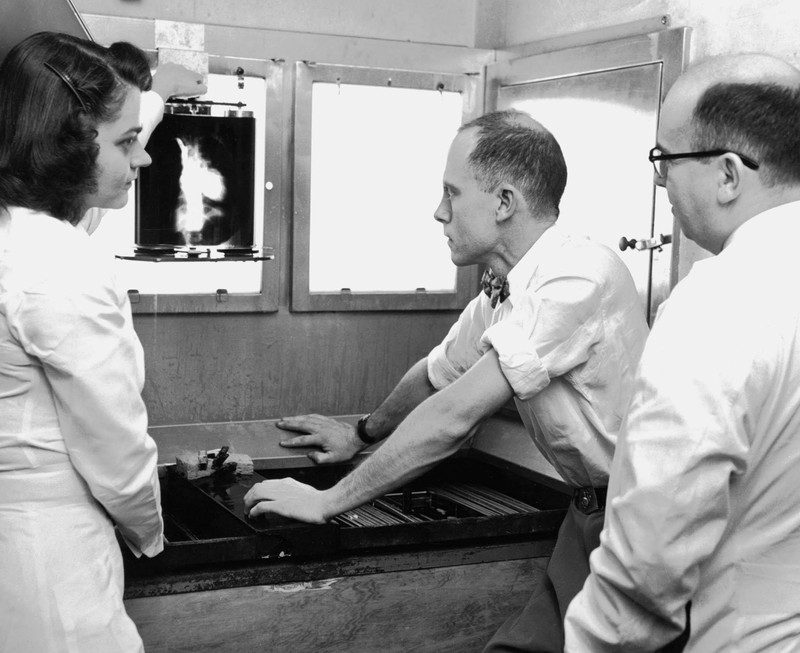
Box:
481, 269, 510, 308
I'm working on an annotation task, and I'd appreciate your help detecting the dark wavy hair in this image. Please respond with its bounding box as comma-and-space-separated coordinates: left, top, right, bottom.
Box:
460, 109, 568, 219
691, 82, 800, 188
0, 32, 152, 223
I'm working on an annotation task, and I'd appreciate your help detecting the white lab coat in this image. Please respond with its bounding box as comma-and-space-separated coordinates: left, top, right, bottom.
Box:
0, 208, 163, 652
564, 202, 800, 652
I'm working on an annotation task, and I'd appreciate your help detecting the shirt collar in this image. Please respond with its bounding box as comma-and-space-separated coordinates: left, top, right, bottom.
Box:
505, 223, 565, 305
723, 200, 800, 251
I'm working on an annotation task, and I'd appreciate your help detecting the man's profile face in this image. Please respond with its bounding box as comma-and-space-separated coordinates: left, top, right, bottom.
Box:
654, 90, 716, 252
433, 128, 500, 267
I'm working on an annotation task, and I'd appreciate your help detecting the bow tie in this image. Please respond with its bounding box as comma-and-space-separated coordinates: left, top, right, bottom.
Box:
481, 269, 510, 308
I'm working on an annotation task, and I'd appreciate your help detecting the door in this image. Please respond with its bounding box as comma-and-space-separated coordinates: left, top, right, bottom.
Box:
486, 28, 690, 324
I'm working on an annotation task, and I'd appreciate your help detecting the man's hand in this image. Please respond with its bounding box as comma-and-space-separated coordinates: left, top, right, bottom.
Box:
243, 477, 327, 523
277, 414, 367, 464
151, 63, 208, 101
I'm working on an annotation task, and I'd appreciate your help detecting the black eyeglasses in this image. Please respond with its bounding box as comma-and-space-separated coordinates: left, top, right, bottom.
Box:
648, 147, 760, 178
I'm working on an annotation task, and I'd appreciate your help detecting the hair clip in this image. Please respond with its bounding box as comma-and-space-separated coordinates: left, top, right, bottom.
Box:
44, 62, 89, 112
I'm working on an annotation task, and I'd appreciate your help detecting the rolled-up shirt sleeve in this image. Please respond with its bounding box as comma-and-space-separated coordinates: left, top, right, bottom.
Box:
481, 274, 603, 400
10, 262, 163, 558
428, 295, 492, 390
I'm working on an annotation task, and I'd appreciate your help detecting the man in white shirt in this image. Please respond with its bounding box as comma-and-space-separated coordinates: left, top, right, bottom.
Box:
244, 110, 649, 651
564, 53, 800, 652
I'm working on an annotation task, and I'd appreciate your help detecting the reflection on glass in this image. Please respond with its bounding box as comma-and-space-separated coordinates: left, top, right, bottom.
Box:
498, 64, 662, 312
309, 82, 463, 293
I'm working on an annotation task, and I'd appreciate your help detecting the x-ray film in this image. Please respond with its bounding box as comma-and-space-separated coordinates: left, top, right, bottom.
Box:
137, 113, 256, 248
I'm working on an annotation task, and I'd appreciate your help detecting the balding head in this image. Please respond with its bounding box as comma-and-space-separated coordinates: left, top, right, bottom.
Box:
671, 53, 800, 101
457, 109, 567, 220
656, 53, 800, 253
661, 53, 800, 186
661, 53, 800, 146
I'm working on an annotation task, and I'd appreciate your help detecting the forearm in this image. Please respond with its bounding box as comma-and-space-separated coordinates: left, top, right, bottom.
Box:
320, 392, 472, 518
565, 574, 685, 652
361, 357, 436, 442
138, 90, 165, 146
246, 351, 514, 523
19, 287, 164, 555
565, 365, 744, 648
52, 368, 164, 556
319, 351, 513, 519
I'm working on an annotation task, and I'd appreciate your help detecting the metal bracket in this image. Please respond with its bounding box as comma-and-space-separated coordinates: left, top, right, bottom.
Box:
619, 233, 673, 253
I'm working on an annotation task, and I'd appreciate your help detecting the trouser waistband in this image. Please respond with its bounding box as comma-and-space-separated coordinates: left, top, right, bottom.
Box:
572, 486, 607, 514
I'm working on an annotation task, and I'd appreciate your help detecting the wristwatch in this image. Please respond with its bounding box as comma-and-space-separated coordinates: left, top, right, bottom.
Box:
356, 413, 378, 445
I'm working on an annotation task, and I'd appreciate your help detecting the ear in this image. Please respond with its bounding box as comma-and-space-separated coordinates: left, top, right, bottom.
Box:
716, 153, 745, 205
495, 183, 518, 223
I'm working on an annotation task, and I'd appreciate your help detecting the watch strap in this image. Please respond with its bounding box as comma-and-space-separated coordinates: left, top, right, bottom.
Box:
356, 413, 378, 445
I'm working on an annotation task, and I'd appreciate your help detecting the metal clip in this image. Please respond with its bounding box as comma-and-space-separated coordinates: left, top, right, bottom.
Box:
211, 445, 230, 469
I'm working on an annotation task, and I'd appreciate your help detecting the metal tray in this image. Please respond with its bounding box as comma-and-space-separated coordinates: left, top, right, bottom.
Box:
125, 456, 569, 575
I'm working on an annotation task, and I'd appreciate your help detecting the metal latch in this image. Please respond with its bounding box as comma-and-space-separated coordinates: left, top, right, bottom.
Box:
619, 233, 673, 252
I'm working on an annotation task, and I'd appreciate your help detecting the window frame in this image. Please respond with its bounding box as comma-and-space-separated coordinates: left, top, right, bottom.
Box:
128, 55, 282, 314
291, 62, 481, 312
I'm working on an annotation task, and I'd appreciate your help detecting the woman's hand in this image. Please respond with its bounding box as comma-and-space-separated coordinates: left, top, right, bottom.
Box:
151, 63, 208, 101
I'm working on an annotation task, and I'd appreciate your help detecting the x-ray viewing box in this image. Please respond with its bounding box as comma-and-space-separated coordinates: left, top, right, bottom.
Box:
133, 102, 261, 260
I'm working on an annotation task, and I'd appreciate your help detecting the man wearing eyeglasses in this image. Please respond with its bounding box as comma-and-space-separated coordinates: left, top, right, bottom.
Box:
565, 53, 800, 652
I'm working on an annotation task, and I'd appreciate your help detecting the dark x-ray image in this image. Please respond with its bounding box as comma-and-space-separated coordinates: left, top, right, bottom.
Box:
136, 113, 256, 248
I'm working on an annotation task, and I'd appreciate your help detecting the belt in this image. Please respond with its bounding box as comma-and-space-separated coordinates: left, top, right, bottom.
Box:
572, 486, 607, 514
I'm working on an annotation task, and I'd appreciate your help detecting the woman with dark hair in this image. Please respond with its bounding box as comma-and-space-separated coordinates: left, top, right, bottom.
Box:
0, 32, 203, 651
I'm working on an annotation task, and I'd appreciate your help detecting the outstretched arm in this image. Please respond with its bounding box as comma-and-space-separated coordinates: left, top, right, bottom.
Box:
244, 350, 513, 522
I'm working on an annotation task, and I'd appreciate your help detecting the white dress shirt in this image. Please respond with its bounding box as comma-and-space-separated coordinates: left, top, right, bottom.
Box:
565, 201, 800, 652
428, 224, 649, 487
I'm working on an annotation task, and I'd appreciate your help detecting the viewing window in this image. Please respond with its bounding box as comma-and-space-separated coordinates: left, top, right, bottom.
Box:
292, 63, 480, 311
92, 60, 281, 313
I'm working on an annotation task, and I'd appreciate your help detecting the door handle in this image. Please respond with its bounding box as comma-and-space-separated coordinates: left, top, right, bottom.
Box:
619, 233, 672, 252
